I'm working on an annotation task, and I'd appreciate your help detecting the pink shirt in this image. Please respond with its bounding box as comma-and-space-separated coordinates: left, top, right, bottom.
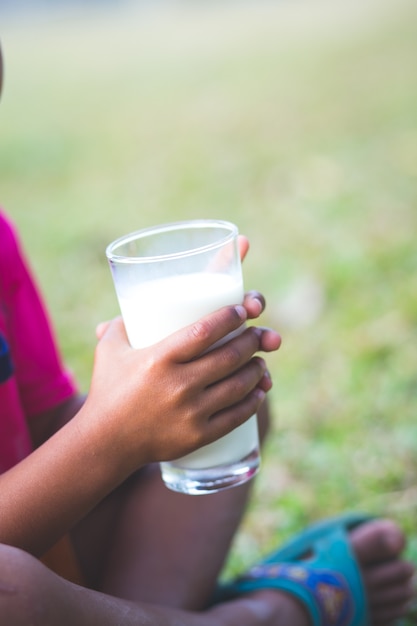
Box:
0, 211, 76, 472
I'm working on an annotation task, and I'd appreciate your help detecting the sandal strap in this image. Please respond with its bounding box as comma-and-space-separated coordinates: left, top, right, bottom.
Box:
240, 562, 354, 626
213, 515, 370, 626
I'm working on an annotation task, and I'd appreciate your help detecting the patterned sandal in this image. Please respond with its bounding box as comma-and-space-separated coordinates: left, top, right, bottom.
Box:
216, 513, 373, 626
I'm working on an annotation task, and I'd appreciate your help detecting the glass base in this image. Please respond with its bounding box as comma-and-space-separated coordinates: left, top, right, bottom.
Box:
160, 447, 260, 495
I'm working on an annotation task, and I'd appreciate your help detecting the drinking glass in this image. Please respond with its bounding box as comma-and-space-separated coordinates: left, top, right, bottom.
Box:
106, 220, 260, 494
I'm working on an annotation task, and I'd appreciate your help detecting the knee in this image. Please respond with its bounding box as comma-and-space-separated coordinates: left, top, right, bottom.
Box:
0, 544, 54, 625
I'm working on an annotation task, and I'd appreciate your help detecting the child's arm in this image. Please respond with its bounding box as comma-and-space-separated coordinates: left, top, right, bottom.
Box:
27, 235, 252, 448
28, 392, 86, 448
0, 297, 280, 557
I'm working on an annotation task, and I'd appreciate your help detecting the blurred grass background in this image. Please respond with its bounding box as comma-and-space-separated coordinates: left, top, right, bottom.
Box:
1, 0, 417, 597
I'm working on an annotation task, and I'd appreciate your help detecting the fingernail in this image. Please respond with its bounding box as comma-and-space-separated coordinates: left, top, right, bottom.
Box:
255, 388, 266, 402
252, 327, 263, 341
262, 371, 273, 391
235, 305, 247, 320
254, 297, 263, 314
96, 322, 105, 338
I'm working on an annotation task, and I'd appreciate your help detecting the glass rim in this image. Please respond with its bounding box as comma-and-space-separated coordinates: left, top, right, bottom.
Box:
106, 219, 238, 264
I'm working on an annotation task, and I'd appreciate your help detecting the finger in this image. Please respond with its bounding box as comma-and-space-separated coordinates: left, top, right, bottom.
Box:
208, 386, 267, 443
186, 325, 280, 391
238, 235, 250, 262
207, 236, 242, 273
96, 316, 129, 346
96, 320, 112, 340
205, 356, 268, 414
243, 291, 265, 319
190, 326, 266, 386
163, 304, 248, 362
207, 233, 248, 272
257, 369, 273, 392
256, 327, 282, 352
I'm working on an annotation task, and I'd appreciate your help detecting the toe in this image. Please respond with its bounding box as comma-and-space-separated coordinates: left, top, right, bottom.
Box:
364, 559, 415, 590
350, 519, 406, 566
349, 519, 416, 626
371, 599, 415, 626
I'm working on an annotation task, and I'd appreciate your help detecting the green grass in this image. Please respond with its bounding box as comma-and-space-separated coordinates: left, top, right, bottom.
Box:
1, 0, 417, 610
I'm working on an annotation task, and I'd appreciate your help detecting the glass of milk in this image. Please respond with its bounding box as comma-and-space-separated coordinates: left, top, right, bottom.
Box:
106, 220, 260, 495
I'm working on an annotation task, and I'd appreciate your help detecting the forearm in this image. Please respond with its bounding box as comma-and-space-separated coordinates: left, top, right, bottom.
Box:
29, 392, 87, 448
0, 302, 279, 557
3, 545, 281, 626
41, 576, 278, 626
0, 405, 138, 556
76, 597, 274, 626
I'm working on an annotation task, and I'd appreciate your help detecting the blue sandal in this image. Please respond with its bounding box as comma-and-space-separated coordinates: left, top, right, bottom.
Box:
216, 513, 373, 626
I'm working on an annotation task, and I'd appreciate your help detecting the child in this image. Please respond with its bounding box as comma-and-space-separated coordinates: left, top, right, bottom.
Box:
0, 44, 414, 626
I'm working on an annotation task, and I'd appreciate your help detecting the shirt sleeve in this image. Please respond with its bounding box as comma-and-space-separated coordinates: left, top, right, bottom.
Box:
0, 211, 77, 419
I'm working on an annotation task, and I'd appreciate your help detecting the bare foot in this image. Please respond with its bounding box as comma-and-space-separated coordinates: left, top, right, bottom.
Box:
211, 519, 415, 626
350, 519, 415, 625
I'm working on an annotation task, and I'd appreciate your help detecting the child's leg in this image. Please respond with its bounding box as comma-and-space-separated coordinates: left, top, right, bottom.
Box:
101, 461, 255, 609
71, 401, 271, 609
1, 524, 412, 626
0, 543, 256, 626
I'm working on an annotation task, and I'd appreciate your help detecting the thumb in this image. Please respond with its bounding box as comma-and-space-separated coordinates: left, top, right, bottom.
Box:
96, 320, 111, 340
238, 235, 249, 262
96, 316, 128, 343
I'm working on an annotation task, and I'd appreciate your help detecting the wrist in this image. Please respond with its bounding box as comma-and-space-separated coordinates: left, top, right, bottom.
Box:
75, 400, 148, 482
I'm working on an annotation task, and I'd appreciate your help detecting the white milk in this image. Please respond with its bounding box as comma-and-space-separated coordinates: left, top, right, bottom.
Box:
118, 272, 258, 469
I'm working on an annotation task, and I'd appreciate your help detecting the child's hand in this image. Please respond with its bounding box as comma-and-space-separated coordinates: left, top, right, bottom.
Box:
87, 293, 280, 476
